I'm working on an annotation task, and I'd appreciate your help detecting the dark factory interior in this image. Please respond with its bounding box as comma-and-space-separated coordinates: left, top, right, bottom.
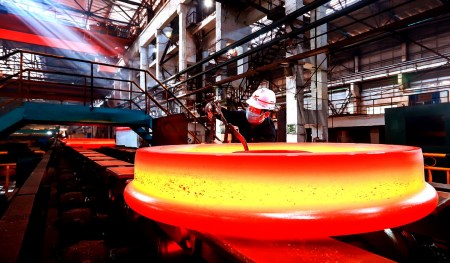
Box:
0, 0, 450, 262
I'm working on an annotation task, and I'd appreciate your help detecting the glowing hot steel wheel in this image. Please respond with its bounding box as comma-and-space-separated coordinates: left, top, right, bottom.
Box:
124, 143, 438, 240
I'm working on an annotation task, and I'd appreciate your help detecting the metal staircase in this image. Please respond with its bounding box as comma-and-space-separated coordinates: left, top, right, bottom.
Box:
239, 25, 288, 101
0, 50, 205, 144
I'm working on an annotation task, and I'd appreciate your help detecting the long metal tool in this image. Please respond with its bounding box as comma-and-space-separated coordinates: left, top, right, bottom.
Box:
212, 102, 249, 152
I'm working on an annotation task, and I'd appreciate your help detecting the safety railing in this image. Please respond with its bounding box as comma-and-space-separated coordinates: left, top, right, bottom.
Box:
0, 50, 206, 143
328, 88, 450, 116
423, 153, 450, 184
0, 50, 145, 110
328, 50, 450, 87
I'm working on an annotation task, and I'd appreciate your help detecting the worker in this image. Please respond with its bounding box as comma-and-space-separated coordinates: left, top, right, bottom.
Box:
205, 87, 277, 142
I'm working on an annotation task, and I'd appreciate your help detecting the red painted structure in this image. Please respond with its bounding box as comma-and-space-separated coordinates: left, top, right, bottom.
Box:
0, 13, 131, 56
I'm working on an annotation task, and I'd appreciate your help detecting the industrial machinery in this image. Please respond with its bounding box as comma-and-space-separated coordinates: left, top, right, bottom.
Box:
2, 140, 448, 262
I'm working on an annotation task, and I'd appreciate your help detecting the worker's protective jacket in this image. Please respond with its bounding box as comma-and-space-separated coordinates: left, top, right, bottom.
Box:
219, 108, 276, 143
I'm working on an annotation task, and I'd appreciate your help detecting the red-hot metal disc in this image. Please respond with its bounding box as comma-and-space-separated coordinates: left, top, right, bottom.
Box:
124, 143, 438, 240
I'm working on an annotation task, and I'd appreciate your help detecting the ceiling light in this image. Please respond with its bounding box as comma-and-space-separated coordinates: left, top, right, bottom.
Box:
204, 0, 213, 8
162, 27, 173, 38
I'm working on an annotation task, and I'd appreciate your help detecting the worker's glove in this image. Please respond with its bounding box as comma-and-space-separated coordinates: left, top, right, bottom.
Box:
205, 101, 219, 121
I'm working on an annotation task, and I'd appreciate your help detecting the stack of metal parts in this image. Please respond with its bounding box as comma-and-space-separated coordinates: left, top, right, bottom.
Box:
43, 145, 197, 263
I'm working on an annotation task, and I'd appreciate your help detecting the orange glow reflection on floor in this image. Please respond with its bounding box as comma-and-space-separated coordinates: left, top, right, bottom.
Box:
124, 143, 438, 240
62, 138, 115, 148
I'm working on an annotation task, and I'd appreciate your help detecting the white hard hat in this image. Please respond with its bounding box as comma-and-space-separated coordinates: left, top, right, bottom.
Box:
246, 88, 276, 110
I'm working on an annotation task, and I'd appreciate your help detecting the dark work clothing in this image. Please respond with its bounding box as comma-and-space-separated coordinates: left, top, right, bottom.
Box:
219, 108, 276, 142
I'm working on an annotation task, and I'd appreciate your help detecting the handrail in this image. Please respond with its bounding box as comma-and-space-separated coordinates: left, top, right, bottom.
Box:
0, 73, 17, 84
328, 51, 450, 87
0, 49, 206, 143
129, 75, 203, 143
423, 152, 450, 184
424, 153, 447, 158
328, 88, 450, 116
0, 49, 20, 60
18, 68, 144, 110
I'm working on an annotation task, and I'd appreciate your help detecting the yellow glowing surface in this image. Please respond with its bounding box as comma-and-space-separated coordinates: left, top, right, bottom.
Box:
124, 142, 437, 239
